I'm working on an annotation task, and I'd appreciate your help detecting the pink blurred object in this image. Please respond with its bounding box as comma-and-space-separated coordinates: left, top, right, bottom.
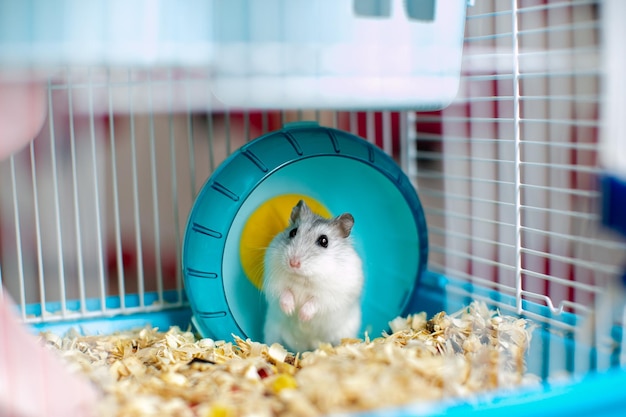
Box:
0, 78, 47, 159
0, 293, 100, 417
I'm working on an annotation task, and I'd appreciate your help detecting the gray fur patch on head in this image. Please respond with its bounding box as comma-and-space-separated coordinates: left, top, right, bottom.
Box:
290, 200, 354, 238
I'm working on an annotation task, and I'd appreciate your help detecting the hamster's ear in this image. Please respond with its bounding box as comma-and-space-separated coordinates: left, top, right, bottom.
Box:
290, 199, 310, 223
335, 213, 354, 238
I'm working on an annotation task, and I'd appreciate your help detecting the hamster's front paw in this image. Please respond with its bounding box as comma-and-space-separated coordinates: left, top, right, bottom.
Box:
279, 290, 295, 315
298, 299, 318, 322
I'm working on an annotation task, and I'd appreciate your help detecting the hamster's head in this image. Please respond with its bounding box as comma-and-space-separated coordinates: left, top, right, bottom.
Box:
264, 200, 360, 284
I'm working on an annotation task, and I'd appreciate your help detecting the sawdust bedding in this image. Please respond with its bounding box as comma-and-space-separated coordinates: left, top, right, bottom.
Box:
42, 301, 539, 417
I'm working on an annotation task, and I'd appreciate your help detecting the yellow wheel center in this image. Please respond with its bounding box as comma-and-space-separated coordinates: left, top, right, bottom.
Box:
239, 194, 331, 289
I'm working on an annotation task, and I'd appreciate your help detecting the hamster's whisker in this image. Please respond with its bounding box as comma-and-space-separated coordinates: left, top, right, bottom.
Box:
250, 244, 270, 251
250, 264, 266, 285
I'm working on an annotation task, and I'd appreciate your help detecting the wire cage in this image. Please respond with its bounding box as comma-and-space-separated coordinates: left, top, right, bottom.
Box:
1, 0, 626, 416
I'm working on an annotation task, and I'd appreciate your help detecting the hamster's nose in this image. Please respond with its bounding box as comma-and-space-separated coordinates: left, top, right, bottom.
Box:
289, 258, 301, 269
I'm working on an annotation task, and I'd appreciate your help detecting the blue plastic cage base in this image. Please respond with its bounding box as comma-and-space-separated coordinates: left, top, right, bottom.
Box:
356, 367, 626, 417
23, 272, 626, 416
30, 306, 193, 337
27, 290, 192, 336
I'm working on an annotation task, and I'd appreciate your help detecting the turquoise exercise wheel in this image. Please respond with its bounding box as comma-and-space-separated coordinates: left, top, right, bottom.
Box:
182, 121, 428, 343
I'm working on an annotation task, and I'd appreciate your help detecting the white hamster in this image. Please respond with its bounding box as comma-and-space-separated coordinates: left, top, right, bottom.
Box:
262, 199, 364, 352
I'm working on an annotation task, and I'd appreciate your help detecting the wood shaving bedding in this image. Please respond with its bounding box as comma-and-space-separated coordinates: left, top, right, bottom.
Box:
41, 302, 539, 417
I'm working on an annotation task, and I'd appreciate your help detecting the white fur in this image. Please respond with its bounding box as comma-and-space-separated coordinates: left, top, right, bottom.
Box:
262, 202, 364, 352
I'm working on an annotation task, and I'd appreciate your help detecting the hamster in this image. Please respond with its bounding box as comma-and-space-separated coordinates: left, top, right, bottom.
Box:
262, 199, 364, 352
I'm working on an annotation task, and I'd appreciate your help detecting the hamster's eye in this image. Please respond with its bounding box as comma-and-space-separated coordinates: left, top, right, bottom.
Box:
316, 235, 328, 248
289, 228, 298, 238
